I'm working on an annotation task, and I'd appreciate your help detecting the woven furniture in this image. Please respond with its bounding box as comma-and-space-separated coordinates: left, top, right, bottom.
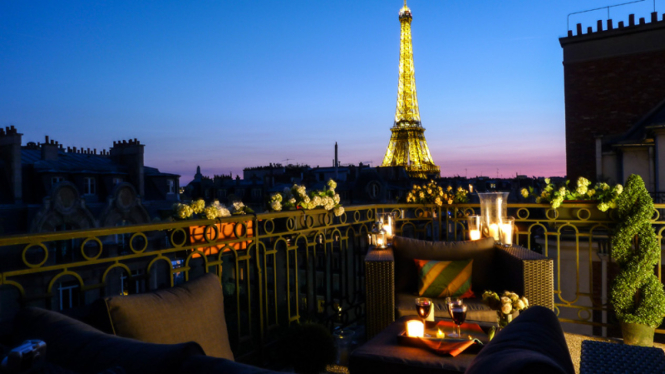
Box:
350, 306, 574, 374
580, 340, 665, 374
365, 236, 554, 339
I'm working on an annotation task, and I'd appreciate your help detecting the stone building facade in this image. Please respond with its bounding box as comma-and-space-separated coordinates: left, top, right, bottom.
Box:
0, 127, 180, 234
560, 12, 665, 191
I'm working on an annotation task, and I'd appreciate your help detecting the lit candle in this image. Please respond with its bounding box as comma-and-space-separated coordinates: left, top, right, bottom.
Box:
489, 223, 500, 241
437, 329, 445, 339
500, 223, 513, 246
406, 320, 424, 338
377, 238, 384, 247
469, 230, 481, 241
384, 224, 392, 239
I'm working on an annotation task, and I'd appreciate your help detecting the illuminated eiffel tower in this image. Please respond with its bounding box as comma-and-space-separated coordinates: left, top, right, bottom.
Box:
381, 1, 440, 179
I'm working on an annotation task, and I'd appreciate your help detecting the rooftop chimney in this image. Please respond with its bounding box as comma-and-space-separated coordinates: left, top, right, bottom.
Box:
110, 138, 145, 197
0, 126, 23, 202
41, 135, 59, 161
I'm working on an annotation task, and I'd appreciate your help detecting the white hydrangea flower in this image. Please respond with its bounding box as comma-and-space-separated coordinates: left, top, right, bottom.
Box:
217, 206, 231, 217
270, 200, 282, 211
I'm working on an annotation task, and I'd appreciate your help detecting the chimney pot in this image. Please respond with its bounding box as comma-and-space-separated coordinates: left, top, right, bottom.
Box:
608, 19, 613, 29
619, 21, 625, 28
567, 30, 573, 37
597, 20, 603, 32
576, 23, 582, 36
629, 14, 635, 26
587, 26, 593, 34
652, 12, 658, 22
639, 17, 645, 25
45, 135, 49, 143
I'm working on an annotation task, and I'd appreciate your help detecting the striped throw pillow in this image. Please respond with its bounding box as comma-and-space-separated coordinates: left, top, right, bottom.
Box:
414, 259, 475, 298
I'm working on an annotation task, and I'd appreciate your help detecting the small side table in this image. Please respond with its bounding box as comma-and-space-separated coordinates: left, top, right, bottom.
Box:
580, 340, 665, 374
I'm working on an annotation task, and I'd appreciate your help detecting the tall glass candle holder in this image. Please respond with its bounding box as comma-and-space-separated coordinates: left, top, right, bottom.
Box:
499, 217, 514, 247
467, 215, 481, 241
379, 213, 395, 245
478, 192, 509, 241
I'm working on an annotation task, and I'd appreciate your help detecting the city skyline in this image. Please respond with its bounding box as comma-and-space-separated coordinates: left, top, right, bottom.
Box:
2, 0, 661, 184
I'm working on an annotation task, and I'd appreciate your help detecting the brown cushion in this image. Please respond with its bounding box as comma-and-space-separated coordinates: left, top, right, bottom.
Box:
104, 273, 234, 360
393, 236, 496, 295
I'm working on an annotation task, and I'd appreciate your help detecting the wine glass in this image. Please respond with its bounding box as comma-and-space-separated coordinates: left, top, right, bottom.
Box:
415, 297, 432, 325
449, 300, 468, 338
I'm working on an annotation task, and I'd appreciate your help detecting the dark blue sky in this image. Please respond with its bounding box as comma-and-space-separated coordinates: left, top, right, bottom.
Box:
2, 1, 660, 183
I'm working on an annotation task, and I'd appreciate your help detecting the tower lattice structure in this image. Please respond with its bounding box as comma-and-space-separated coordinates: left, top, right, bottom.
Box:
381, 1, 440, 179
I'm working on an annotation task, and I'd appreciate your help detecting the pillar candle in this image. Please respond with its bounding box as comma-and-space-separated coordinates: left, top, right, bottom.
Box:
406, 320, 424, 338
489, 223, 500, 241
469, 230, 481, 241
500, 223, 513, 246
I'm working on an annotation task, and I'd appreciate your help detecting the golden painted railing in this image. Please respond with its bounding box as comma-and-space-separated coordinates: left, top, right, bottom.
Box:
424, 202, 665, 337
0, 202, 663, 359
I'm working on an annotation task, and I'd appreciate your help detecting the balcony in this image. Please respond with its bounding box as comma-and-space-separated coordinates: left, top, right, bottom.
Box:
0, 202, 664, 372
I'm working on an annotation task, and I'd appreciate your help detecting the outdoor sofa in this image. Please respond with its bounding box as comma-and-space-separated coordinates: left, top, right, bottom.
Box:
3, 273, 278, 374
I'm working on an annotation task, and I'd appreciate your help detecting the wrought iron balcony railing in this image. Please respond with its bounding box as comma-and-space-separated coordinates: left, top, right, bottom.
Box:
0, 202, 663, 359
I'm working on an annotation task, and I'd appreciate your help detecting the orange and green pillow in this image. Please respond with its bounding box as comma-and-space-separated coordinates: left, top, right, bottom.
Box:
414, 259, 475, 298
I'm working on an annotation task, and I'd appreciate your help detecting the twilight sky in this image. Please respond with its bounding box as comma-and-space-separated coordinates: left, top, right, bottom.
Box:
1, 0, 661, 184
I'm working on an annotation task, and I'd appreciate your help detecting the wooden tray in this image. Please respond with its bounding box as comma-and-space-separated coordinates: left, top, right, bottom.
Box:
396, 320, 489, 351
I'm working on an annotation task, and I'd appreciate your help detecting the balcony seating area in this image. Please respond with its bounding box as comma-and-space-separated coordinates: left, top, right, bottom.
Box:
5, 274, 279, 374
5, 271, 574, 374
365, 236, 554, 338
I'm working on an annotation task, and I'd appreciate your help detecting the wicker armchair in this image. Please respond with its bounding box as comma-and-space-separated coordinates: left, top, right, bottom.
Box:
365, 236, 554, 338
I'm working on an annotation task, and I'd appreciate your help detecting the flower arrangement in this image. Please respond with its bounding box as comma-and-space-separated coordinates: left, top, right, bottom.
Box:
268, 179, 344, 217
482, 290, 529, 328
172, 199, 252, 220
521, 177, 623, 211
406, 180, 470, 206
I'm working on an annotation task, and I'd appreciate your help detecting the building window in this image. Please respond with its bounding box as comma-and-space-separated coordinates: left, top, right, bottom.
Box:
167, 179, 175, 194
252, 189, 261, 198
120, 270, 144, 296
112, 177, 123, 185
83, 177, 96, 195
367, 181, 381, 199
51, 176, 64, 186
57, 281, 79, 310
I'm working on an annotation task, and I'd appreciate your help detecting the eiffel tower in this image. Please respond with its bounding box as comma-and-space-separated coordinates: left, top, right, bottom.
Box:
381, 1, 440, 179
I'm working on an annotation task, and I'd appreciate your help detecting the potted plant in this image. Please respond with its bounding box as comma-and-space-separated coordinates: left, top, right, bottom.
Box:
610, 174, 665, 346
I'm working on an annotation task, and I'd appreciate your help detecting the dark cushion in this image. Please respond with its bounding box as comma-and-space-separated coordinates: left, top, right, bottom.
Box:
393, 236, 496, 295
465, 306, 575, 374
12, 307, 204, 374
104, 273, 234, 361
395, 293, 513, 323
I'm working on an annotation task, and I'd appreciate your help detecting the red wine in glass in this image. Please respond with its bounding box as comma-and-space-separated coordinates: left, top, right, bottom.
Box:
415, 297, 432, 323
449, 303, 468, 338
451, 307, 467, 325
